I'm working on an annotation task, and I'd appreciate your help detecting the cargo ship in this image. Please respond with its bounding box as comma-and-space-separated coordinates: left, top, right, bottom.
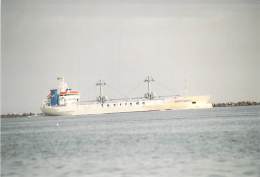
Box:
40, 77, 212, 116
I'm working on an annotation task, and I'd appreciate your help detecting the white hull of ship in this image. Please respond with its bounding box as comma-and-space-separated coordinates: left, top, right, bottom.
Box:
41, 96, 212, 116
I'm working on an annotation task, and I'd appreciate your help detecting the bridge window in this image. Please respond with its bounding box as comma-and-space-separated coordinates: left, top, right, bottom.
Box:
130, 103, 132, 106
107, 104, 110, 107
192, 101, 196, 104
114, 104, 116, 107
136, 102, 139, 105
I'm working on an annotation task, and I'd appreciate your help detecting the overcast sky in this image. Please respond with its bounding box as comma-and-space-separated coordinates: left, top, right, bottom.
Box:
2, 0, 260, 113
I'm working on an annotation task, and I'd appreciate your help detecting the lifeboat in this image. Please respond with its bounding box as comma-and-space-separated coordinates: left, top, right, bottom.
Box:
60, 89, 80, 96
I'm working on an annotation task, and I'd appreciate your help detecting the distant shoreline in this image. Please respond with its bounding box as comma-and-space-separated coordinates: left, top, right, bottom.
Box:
1, 112, 43, 118
1, 102, 259, 118
212, 101, 260, 107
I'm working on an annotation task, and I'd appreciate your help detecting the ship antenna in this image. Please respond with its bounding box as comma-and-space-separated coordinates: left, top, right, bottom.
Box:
96, 80, 106, 103
144, 76, 155, 99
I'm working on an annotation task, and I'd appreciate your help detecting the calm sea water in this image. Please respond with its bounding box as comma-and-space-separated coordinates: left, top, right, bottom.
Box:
2, 106, 260, 177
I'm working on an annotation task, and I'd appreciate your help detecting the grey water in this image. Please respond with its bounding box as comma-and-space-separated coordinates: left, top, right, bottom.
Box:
1, 106, 260, 177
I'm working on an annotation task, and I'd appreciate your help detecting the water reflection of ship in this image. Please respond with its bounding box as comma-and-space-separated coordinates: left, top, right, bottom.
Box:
40, 76, 212, 116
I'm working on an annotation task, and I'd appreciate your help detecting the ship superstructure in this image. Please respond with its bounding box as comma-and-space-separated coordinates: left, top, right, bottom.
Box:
45, 77, 80, 107
41, 77, 212, 116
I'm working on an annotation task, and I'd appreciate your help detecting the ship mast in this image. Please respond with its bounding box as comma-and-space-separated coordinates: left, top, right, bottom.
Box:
57, 77, 68, 92
96, 80, 106, 103
144, 76, 155, 99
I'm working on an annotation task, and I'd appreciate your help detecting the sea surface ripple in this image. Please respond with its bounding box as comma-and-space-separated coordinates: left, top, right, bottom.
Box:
1, 106, 260, 177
